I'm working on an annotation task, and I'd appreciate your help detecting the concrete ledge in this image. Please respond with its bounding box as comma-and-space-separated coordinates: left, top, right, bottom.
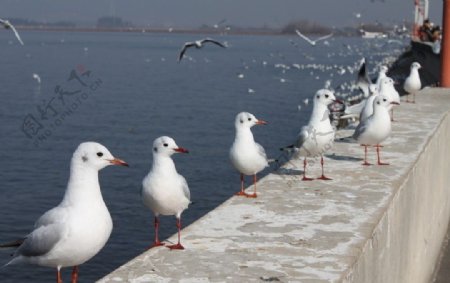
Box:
99, 88, 450, 283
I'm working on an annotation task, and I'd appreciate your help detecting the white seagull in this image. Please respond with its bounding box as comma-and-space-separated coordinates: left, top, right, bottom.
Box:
0, 142, 128, 283
32, 73, 41, 84
378, 77, 400, 121
178, 38, 226, 62
375, 65, 388, 88
403, 62, 422, 103
353, 96, 399, 165
230, 112, 268, 198
142, 136, 190, 250
295, 29, 333, 46
0, 18, 24, 45
282, 89, 342, 181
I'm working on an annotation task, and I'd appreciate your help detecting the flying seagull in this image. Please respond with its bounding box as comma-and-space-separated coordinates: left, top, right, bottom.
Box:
178, 38, 226, 62
295, 30, 332, 46
0, 18, 24, 45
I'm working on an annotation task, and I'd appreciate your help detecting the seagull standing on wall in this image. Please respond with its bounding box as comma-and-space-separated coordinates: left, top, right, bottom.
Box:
142, 136, 190, 250
403, 62, 422, 103
281, 89, 342, 181
0, 142, 128, 283
178, 38, 226, 62
230, 112, 268, 198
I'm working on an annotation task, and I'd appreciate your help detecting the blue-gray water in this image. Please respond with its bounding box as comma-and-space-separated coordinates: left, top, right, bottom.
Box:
0, 30, 405, 282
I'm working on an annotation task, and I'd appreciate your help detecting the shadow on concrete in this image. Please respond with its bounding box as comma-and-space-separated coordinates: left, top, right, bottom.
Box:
325, 154, 363, 162
274, 168, 303, 176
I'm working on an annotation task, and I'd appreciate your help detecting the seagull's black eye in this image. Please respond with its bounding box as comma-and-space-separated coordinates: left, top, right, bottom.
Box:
383, 98, 387, 102
316, 95, 320, 99
163, 143, 168, 147
240, 119, 243, 124
377, 101, 380, 105
97, 152, 103, 157
325, 94, 329, 98
154, 147, 158, 152
248, 118, 252, 121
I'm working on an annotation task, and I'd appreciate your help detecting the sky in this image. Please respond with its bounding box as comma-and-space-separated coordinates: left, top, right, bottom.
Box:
0, 0, 443, 28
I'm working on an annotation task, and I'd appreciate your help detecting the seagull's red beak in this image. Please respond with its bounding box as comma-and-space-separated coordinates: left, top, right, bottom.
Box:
174, 147, 189, 153
391, 101, 400, 105
109, 158, 129, 167
333, 99, 344, 104
255, 120, 268, 125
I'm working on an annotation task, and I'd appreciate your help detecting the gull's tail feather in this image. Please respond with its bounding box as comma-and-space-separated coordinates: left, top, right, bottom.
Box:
0, 239, 24, 248
279, 144, 295, 151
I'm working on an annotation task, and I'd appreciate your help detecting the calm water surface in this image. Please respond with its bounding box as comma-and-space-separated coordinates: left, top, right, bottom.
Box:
0, 30, 405, 282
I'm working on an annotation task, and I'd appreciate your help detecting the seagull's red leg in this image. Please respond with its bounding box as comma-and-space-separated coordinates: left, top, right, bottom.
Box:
376, 144, 390, 165
148, 216, 164, 249
406, 94, 410, 103
362, 145, 371, 166
71, 266, 79, 283
317, 156, 332, 180
56, 268, 63, 283
390, 108, 395, 122
412, 92, 416, 103
235, 173, 248, 196
302, 158, 313, 181
246, 175, 258, 198
167, 218, 184, 250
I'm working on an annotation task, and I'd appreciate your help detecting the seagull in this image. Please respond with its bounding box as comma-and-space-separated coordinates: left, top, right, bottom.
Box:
32, 73, 41, 84
230, 112, 268, 198
0, 18, 24, 45
281, 89, 342, 180
142, 136, 190, 250
0, 142, 128, 283
295, 30, 333, 46
356, 58, 376, 98
178, 38, 226, 62
403, 62, 422, 103
353, 95, 399, 165
378, 77, 400, 121
375, 65, 388, 88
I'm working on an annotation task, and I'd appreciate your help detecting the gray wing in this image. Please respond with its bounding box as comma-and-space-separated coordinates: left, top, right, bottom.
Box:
316, 33, 333, 42
201, 38, 226, 48
9, 23, 24, 45
178, 42, 195, 61
295, 126, 310, 148
15, 224, 64, 257
295, 30, 315, 45
180, 176, 190, 201
352, 119, 368, 141
15, 207, 68, 257
0, 19, 5, 25
255, 142, 268, 162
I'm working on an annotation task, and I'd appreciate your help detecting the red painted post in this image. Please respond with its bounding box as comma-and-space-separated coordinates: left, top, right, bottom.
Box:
441, 0, 450, 87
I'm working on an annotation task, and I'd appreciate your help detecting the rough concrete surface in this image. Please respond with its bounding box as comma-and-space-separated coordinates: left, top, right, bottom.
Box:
99, 88, 450, 283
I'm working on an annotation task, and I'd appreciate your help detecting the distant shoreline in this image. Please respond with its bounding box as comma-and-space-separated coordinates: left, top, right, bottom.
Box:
13, 26, 287, 36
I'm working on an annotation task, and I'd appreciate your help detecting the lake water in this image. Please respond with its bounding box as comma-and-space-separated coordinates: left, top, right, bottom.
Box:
0, 30, 406, 282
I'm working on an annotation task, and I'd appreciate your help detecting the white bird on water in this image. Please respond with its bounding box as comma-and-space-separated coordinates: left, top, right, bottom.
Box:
178, 38, 226, 62
142, 136, 190, 250
282, 89, 342, 180
32, 73, 41, 84
230, 112, 268, 198
353, 95, 399, 165
403, 62, 422, 103
0, 142, 128, 283
0, 18, 24, 45
295, 30, 333, 46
